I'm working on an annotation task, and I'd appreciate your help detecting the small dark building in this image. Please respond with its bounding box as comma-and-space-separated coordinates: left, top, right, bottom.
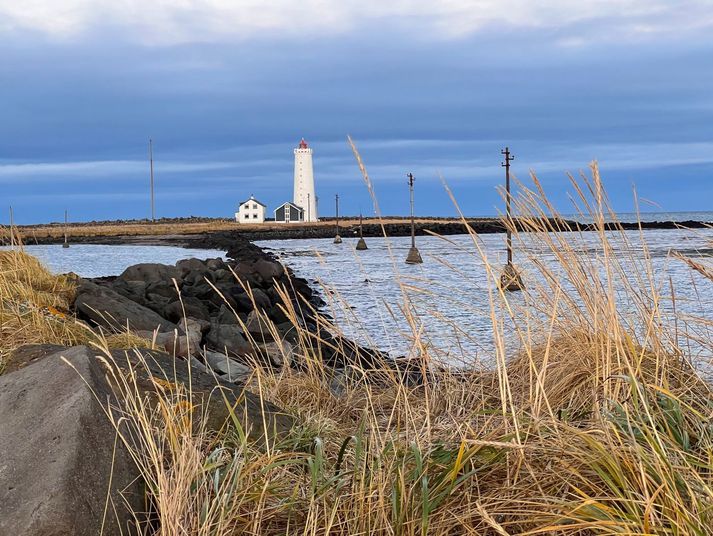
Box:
274, 202, 304, 223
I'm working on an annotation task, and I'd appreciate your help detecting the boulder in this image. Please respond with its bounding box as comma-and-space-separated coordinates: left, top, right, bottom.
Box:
106, 346, 294, 438
118, 263, 181, 284
2, 343, 66, 375
145, 280, 181, 300
176, 258, 209, 275
178, 317, 205, 355
205, 322, 251, 356
213, 268, 233, 283
255, 340, 294, 368
111, 279, 148, 302
217, 304, 246, 325
253, 258, 285, 282
74, 279, 177, 333
204, 350, 253, 382
0, 346, 143, 536
206, 258, 227, 271
164, 296, 210, 323
250, 287, 272, 310
245, 310, 276, 342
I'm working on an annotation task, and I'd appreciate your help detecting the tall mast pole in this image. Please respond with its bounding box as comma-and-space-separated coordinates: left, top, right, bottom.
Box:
333, 194, 342, 243
63, 209, 70, 248
9, 206, 15, 248
405, 173, 422, 264
499, 147, 523, 291
149, 138, 155, 222
501, 147, 514, 265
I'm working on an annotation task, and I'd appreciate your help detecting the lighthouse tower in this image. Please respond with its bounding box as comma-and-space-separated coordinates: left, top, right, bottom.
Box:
293, 138, 318, 222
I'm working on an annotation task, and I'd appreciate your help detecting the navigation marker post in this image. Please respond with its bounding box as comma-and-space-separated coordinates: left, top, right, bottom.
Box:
63, 209, 70, 248
499, 147, 523, 291
355, 213, 368, 250
405, 173, 423, 264
333, 194, 342, 244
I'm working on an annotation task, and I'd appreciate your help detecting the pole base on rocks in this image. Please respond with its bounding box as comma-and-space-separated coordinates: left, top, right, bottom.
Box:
356, 238, 368, 250
405, 246, 423, 264
500, 263, 524, 291
333, 235, 342, 244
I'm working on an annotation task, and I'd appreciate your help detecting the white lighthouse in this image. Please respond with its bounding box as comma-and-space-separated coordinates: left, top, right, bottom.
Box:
293, 138, 318, 222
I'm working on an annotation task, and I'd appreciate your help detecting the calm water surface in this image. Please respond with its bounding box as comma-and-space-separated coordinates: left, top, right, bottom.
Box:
258, 228, 713, 370
0, 244, 226, 278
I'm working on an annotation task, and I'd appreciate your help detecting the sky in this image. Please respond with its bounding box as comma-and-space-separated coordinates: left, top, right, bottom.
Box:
1, 1, 712, 224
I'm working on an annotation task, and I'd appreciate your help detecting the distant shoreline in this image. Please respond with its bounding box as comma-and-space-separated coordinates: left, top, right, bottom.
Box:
2, 216, 710, 250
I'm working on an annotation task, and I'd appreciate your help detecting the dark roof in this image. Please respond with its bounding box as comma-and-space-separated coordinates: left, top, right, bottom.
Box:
239, 197, 266, 207
274, 201, 304, 212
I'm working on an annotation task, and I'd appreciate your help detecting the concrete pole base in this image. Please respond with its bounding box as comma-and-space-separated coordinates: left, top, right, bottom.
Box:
500, 263, 524, 291
333, 235, 342, 244
355, 238, 368, 250
405, 246, 423, 264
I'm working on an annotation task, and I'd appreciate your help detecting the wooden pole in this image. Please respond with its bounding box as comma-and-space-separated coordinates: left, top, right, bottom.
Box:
63, 209, 70, 248
149, 138, 155, 222
9, 206, 15, 248
502, 147, 514, 265
333, 194, 342, 243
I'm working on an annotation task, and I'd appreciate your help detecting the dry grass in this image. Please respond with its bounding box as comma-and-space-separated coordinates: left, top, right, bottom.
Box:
2, 156, 712, 534
0, 248, 153, 372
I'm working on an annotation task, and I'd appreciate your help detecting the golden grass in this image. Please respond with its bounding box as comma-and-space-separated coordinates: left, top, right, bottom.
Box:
0, 249, 153, 372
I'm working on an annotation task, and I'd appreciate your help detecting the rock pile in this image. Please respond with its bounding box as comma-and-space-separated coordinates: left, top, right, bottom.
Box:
71, 241, 392, 386
73, 252, 316, 381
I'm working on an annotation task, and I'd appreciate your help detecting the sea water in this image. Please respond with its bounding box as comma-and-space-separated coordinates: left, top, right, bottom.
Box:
258, 228, 713, 371
0, 244, 226, 278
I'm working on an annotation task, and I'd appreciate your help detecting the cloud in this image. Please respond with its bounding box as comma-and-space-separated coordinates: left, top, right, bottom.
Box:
1, 0, 711, 45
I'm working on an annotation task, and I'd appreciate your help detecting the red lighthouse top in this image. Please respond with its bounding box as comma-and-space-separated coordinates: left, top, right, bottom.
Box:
298, 138, 309, 149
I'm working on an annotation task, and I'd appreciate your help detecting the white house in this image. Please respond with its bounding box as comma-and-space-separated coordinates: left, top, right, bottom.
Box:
235, 195, 266, 223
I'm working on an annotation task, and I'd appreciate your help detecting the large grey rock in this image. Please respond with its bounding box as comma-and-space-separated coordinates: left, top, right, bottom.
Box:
164, 296, 210, 323
250, 287, 272, 310
205, 322, 251, 356
75, 279, 176, 333
176, 258, 209, 275
204, 350, 253, 382
253, 258, 285, 282
0, 346, 143, 536
118, 262, 181, 284
245, 310, 276, 342
255, 340, 294, 368
105, 347, 294, 439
